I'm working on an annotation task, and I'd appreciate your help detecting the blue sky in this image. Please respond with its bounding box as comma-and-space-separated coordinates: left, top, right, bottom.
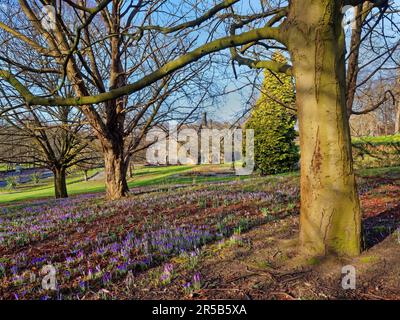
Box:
211, 0, 400, 123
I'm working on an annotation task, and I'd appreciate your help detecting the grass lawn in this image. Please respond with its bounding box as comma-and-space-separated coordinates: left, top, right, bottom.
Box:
1, 163, 397, 205
357, 166, 400, 177
0, 164, 251, 204
0, 168, 101, 204
1, 165, 400, 299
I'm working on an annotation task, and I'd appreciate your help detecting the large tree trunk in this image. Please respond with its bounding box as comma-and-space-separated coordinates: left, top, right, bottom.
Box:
102, 138, 129, 200
288, 0, 361, 256
101, 30, 129, 201
53, 167, 68, 199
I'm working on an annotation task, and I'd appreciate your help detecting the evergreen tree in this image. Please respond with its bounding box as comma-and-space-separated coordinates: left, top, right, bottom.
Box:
245, 52, 299, 175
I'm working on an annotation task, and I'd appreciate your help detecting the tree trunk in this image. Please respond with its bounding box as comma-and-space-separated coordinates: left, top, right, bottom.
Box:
396, 71, 400, 133
395, 97, 400, 134
83, 170, 88, 182
103, 140, 129, 200
129, 162, 134, 178
288, 0, 361, 256
346, 4, 364, 118
54, 167, 68, 199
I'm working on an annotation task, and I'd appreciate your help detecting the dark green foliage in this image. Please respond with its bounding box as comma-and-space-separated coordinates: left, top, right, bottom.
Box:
245, 52, 299, 175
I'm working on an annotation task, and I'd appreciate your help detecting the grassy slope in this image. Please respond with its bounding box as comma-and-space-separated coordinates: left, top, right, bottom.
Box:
352, 134, 400, 146
357, 166, 400, 177
2, 163, 399, 205
0, 165, 250, 204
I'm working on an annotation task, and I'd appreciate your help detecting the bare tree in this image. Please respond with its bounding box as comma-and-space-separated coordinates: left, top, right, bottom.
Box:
346, 1, 399, 123
0, 0, 217, 199
0, 98, 99, 198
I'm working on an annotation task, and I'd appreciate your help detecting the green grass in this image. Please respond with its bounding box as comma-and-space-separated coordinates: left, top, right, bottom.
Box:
356, 166, 400, 177
0, 163, 33, 172
2, 163, 399, 205
0, 168, 102, 203
352, 134, 400, 146
0, 165, 246, 204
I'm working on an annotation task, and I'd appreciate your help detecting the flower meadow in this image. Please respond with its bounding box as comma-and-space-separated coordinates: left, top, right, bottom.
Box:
0, 177, 302, 299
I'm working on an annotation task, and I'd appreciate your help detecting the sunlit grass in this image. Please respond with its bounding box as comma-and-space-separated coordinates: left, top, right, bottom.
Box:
0, 165, 244, 204
1, 163, 398, 205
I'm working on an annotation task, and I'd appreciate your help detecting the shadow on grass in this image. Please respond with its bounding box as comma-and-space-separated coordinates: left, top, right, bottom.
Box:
362, 203, 400, 250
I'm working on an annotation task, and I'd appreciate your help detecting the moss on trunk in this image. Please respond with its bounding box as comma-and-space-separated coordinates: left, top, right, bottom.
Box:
288, 0, 361, 256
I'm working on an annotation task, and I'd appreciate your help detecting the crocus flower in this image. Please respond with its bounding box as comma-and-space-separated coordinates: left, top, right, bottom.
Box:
193, 272, 201, 290
164, 263, 174, 274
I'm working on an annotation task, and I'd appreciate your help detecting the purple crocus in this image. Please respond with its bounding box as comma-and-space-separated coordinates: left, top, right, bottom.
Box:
193, 272, 201, 290
160, 263, 174, 284
102, 272, 112, 285
183, 281, 192, 294
164, 263, 174, 274
193, 272, 201, 283
78, 281, 86, 291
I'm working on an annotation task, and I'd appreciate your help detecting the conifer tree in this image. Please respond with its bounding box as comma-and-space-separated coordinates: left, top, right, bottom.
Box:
245, 52, 299, 175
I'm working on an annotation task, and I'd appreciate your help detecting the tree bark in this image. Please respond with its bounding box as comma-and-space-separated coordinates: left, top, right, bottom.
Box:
346, 4, 363, 117
395, 73, 400, 133
129, 161, 134, 178
83, 170, 88, 182
395, 103, 400, 134
288, 0, 361, 256
102, 138, 129, 200
346, 3, 373, 118
53, 167, 68, 199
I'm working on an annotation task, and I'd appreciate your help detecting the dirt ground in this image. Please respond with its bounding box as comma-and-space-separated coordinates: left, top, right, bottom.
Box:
2, 171, 400, 300
95, 177, 400, 300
